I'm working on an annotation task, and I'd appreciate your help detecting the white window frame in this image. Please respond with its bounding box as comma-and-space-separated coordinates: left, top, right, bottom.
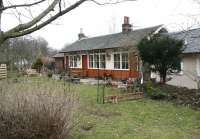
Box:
114, 53, 121, 69
179, 61, 183, 75
121, 53, 129, 69
196, 58, 200, 76
100, 54, 106, 69
68, 55, 81, 68
94, 54, 100, 68
89, 54, 94, 68
113, 52, 129, 70
88, 53, 106, 69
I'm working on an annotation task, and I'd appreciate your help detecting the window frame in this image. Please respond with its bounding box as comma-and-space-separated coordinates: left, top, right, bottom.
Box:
179, 60, 183, 75
113, 52, 129, 70
197, 58, 200, 76
114, 53, 121, 69
88, 53, 106, 69
100, 54, 106, 69
121, 53, 129, 69
68, 55, 81, 68
89, 54, 94, 68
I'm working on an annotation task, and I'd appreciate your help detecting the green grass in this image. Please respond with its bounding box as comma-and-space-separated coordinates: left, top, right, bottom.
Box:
4, 77, 200, 139
70, 84, 200, 139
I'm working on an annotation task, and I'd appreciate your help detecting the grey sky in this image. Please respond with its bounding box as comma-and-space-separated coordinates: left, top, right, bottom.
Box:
3, 0, 200, 49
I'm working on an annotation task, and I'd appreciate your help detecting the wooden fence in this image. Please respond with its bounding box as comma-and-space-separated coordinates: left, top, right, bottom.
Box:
0, 64, 7, 79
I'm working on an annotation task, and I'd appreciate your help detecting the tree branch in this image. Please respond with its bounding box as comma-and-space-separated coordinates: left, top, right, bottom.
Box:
6, 0, 60, 34
0, 0, 47, 11
4, 0, 87, 39
1, 0, 137, 44
90, 0, 136, 5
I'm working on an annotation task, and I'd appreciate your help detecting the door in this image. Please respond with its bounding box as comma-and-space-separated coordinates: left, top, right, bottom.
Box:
82, 55, 88, 77
64, 56, 68, 70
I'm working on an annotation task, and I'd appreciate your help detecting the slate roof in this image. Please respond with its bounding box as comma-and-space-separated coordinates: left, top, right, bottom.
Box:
61, 25, 162, 53
53, 53, 64, 58
168, 28, 200, 54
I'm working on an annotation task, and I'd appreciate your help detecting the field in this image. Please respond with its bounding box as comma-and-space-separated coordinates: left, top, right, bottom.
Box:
2, 77, 200, 139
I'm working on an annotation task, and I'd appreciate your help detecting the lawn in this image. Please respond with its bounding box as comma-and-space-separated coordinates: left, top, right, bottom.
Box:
4, 77, 200, 139
71, 84, 200, 139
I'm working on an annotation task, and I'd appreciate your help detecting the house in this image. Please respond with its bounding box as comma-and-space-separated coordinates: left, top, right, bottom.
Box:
53, 53, 64, 72
166, 28, 200, 89
61, 17, 163, 80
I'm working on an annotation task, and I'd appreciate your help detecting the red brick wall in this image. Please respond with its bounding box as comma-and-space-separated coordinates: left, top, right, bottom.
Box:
69, 68, 139, 79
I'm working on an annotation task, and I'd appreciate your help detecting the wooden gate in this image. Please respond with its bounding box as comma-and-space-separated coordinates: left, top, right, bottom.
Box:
0, 64, 7, 79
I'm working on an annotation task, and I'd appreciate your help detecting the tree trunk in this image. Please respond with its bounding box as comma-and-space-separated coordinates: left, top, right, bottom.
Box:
160, 71, 166, 84
163, 73, 166, 84
143, 63, 151, 81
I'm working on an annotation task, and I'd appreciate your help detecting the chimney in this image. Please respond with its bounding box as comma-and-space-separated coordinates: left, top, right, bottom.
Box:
78, 28, 86, 40
122, 16, 132, 33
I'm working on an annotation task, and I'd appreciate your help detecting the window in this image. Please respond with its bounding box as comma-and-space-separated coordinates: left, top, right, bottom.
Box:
69, 55, 80, 68
69, 56, 73, 67
114, 52, 129, 69
180, 61, 183, 75
94, 54, 99, 68
197, 58, 200, 76
122, 53, 128, 69
100, 54, 106, 68
89, 55, 93, 68
74, 56, 77, 67
88, 53, 106, 69
114, 53, 120, 69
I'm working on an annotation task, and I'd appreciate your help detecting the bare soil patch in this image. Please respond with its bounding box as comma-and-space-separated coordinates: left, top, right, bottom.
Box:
155, 84, 200, 109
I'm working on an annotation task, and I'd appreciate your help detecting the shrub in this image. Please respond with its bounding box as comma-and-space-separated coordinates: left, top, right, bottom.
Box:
47, 71, 53, 78
149, 89, 167, 100
0, 81, 78, 139
145, 81, 167, 100
145, 80, 154, 95
32, 58, 43, 73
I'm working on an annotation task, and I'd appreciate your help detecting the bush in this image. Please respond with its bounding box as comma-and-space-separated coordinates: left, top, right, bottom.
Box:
47, 71, 53, 78
149, 89, 167, 100
145, 81, 167, 100
0, 81, 78, 139
32, 58, 43, 73
145, 80, 154, 95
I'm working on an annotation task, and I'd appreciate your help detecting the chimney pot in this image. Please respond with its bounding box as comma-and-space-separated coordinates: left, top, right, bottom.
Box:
122, 16, 132, 33
124, 16, 129, 24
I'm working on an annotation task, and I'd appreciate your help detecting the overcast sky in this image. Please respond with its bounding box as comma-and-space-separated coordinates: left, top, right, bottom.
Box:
3, 0, 200, 50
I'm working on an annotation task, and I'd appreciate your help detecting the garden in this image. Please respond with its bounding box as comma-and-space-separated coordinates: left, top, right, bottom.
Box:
0, 76, 200, 139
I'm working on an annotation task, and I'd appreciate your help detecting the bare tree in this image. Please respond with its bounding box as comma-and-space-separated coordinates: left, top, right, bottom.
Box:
0, 36, 55, 70
0, 0, 135, 46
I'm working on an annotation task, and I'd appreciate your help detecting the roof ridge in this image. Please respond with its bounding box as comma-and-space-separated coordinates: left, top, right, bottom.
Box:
76, 25, 163, 42
61, 25, 162, 53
